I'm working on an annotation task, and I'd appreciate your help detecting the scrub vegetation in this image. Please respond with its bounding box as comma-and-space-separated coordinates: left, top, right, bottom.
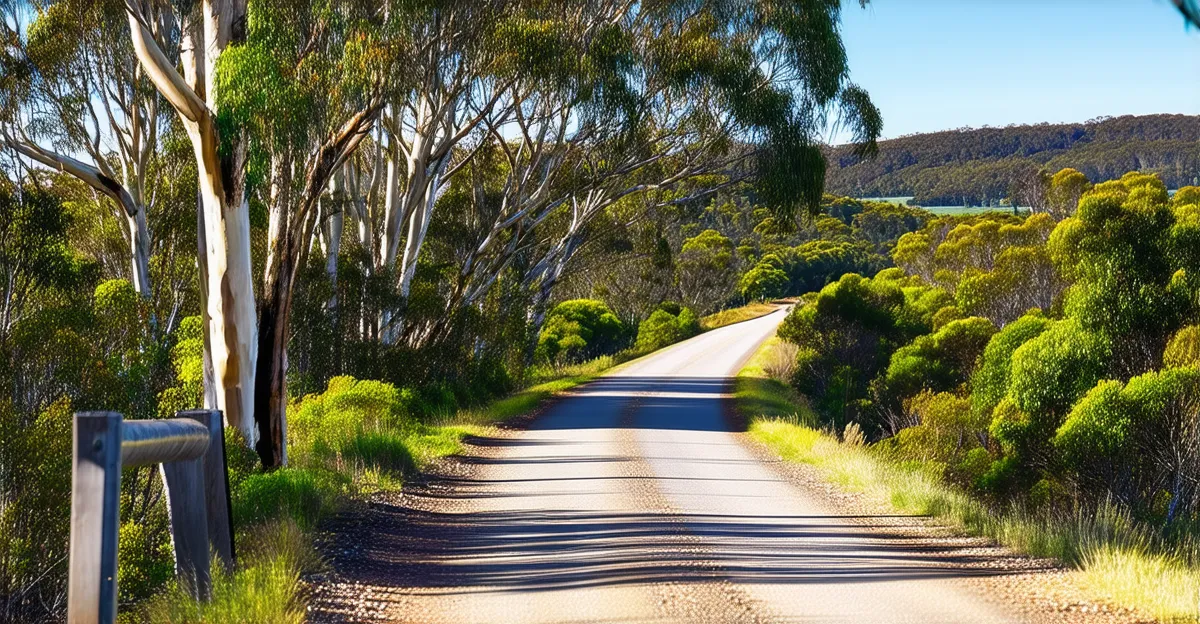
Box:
740, 171, 1200, 622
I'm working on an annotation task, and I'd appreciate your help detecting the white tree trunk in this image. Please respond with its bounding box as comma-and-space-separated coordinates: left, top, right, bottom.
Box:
324, 169, 345, 308
189, 123, 258, 445
127, 208, 153, 297
398, 173, 438, 298
125, 0, 258, 446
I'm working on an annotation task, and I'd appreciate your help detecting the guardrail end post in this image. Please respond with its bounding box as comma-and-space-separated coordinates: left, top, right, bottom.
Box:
161, 457, 212, 600
68, 412, 123, 624
178, 409, 235, 572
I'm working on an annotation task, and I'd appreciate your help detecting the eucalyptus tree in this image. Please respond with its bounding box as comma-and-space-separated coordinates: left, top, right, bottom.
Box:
120, 0, 259, 446
220, 0, 392, 466
436, 0, 881, 347
0, 0, 161, 298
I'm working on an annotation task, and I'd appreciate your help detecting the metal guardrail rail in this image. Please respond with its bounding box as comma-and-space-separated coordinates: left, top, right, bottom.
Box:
68, 410, 234, 624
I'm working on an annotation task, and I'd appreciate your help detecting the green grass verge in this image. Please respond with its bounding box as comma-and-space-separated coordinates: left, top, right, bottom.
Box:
737, 336, 1200, 623
448, 357, 616, 427
700, 301, 779, 331
142, 520, 311, 624
733, 336, 816, 424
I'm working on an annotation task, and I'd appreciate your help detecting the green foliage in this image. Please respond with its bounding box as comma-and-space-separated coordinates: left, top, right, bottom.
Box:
289, 376, 419, 469
677, 229, 739, 314
536, 299, 627, 364
738, 263, 789, 301
233, 468, 348, 531
851, 202, 932, 251
1172, 186, 1200, 207
1051, 173, 1186, 375
884, 316, 996, 399
0, 398, 73, 616
117, 520, 174, 604
157, 316, 206, 417
778, 272, 940, 433
1053, 380, 1131, 471
970, 310, 1052, 421
775, 239, 888, 296
143, 533, 306, 624
881, 391, 988, 485
1008, 318, 1110, 419
635, 306, 700, 352
1046, 168, 1092, 217
1163, 325, 1200, 369
1055, 367, 1200, 514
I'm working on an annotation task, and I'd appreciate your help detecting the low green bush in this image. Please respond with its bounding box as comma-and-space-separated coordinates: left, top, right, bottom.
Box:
635, 305, 700, 352
536, 299, 627, 363
289, 376, 417, 466
232, 468, 348, 531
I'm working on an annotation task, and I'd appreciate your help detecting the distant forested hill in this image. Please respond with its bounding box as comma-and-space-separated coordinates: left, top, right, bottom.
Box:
824, 114, 1200, 206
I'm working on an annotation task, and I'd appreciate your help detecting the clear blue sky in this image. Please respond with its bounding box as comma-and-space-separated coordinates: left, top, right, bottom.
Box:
832, 0, 1200, 141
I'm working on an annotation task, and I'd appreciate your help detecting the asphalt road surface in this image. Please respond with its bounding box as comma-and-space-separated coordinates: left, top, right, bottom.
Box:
318, 309, 1043, 623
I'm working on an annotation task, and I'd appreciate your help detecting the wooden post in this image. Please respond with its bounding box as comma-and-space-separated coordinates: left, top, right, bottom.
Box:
179, 409, 235, 571
161, 458, 212, 599
68, 412, 123, 624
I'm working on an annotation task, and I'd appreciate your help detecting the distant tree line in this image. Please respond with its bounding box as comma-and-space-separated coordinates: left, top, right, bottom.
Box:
824, 114, 1200, 206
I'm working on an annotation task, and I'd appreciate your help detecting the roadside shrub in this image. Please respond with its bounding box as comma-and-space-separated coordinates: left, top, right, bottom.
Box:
882, 391, 986, 487
635, 306, 700, 352
288, 376, 418, 467
535, 299, 627, 363
776, 273, 924, 435
1054, 380, 1131, 472
991, 319, 1109, 474
1055, 367, 1200, 516
763, 340, 800, 383
1163, 325, 1200, 369
884, 316, 996, 399
232, 468, 347, 531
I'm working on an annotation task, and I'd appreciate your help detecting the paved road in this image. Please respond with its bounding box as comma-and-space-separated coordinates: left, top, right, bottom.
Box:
323, 309, 1030, 623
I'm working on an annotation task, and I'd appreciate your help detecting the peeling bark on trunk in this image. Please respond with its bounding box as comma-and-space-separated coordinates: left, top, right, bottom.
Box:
189, 116, 257, 446
254, 230, 300, 468
253, 105, 381, 467
126, 0, 258, 447
196, 193, 220, 411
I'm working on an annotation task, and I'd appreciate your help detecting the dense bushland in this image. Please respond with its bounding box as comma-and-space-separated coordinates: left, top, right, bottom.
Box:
778, 171, 1200, 537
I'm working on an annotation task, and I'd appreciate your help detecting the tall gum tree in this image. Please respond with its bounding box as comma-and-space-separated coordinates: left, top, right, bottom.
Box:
122, 0, 259, 447
373, 1, 511, 342
216, 0, 391, 466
